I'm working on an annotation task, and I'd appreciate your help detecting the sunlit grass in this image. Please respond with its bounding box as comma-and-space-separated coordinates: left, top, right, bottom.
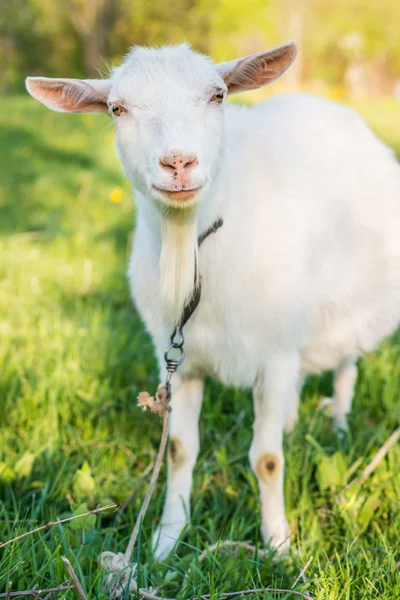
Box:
0, 97, 399, 599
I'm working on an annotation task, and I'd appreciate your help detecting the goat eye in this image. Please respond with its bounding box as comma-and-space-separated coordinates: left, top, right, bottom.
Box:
111, 104, 123, 116
210, 92, 224, 104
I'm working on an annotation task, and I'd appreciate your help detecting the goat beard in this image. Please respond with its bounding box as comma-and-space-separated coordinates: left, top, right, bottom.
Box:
159, 209, 199, 327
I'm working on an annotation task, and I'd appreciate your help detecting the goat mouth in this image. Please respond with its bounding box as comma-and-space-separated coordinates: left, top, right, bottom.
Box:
152, 186, 202, 201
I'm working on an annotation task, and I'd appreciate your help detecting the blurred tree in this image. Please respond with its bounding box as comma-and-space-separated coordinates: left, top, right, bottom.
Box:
203, 0, 276, 60
64, 0, 119, 77
1, 0, 399, 95
303, 0, 400, 94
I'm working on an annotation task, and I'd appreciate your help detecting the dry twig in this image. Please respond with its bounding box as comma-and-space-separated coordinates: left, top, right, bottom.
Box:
61, 557, 88, 600
5, 582, 12, 600
291, 556, 314, 592
101, 384, 172, 598
42, 582, 70, 600
343, 426, 400, 495
191, 589, 314, 600
102, 575, 314, 600
0, 504, 116, 549
126, 385, 171, 561
0, 583, 73, 599
359, 426, 400, 486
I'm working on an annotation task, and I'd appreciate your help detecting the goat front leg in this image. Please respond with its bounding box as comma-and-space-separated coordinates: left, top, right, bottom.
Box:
250, 353, 300, 553
153, 375, 203, 560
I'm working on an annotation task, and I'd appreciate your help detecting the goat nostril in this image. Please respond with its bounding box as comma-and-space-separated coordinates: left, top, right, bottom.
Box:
159, 159, 175, 172
159, 154, 198, 172
184, 157, 198, 170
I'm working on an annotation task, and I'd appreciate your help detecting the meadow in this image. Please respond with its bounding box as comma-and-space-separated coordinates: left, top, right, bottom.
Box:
0, 96, 399, 599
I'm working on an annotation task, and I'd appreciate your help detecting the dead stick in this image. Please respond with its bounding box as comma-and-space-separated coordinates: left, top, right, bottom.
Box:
291, 555, 314, 592
109, 583, 313, 600
0, 504, 116, 549
124, 411, 170, 562
61, 557, 87, 600
343, 426, 400, 496
42, 581, 71, 600
194, 589, 313, 600
0, 586, 73, 598
5, 582, 12, 600
359, 426, 400, 486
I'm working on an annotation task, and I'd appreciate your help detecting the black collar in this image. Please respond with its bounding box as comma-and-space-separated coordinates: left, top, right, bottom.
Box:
179, 217, 223, 328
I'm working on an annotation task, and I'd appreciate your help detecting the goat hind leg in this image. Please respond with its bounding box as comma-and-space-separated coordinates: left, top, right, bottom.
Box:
284, 373, 304, 433
321, 358, 358, 431
333, 358, 358, 430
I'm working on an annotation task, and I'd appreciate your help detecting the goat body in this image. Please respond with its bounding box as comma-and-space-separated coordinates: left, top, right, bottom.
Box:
132, 94, 400, 383
26, 43, 400, 559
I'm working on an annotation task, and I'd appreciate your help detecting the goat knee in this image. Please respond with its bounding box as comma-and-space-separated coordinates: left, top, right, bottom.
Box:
255, 452, 281, 484
168, 436, 188, 471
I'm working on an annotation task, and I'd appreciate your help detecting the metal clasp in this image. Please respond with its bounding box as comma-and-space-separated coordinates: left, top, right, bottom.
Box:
164, 327, 185, 384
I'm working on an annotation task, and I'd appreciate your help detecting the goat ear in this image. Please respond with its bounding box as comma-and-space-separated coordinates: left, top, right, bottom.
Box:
216, 42, 298, 94
25, 77, 111, 113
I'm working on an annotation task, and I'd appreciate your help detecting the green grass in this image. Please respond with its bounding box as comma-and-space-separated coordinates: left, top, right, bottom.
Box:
0, 96, 399, 599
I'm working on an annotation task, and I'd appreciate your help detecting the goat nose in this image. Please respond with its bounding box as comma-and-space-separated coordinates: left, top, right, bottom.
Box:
159, 153, 198, 172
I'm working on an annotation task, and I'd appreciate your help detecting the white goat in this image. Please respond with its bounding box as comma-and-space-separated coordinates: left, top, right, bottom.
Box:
26, 42, 400, 559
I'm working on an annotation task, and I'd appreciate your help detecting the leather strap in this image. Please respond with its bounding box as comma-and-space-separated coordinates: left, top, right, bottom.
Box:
179, 217, 223, 328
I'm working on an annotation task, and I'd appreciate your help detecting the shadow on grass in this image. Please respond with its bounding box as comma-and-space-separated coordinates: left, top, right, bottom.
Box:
1, 123, 95, 175
0, 123, 120, 235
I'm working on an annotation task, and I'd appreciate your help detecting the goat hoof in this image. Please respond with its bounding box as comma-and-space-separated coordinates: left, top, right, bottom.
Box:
319, 396, 334, 415
262, 519, 291, 555
152, 521, 187, 560
333, 416, 349, 435
320, 397, 349, 435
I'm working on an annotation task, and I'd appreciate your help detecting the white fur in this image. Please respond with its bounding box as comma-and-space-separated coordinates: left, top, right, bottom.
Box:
26, 43, 400, 558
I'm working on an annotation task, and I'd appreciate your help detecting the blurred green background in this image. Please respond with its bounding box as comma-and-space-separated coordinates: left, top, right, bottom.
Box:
2, 0, 400, 100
